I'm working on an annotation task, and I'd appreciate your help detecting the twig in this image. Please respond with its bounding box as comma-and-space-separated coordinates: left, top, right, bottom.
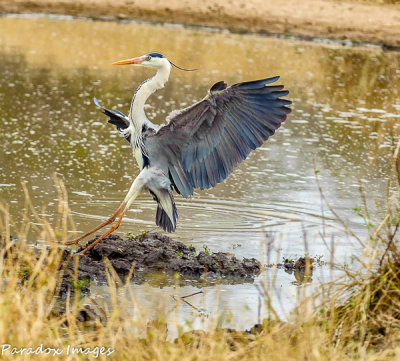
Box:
313, 161, 365, 248
380, 219, 400, 268
171, 294, 207, 316
393, 139, 400, 189
358, 179, 370, 221
88, 296, 108, 320
181, 290, 203, 299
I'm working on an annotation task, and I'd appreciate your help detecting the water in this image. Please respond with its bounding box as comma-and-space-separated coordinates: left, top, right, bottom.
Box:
1, 16, 400, 331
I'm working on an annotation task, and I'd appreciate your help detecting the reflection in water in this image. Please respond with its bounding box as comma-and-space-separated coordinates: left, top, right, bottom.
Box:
1, 16, 400, 327
90, 267, 322, 338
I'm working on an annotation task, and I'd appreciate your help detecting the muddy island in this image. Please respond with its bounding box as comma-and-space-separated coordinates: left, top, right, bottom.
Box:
59, 232, 261, 297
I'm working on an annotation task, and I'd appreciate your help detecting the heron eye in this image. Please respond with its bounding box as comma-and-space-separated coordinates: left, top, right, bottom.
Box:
146, 56, 151, 61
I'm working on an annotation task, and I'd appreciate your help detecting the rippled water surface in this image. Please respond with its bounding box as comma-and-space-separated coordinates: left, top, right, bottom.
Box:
1, 16, 400, 331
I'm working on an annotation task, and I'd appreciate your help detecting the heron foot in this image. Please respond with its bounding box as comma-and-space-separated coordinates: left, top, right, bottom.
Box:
62, 238, 86, 248
62, 201, 127, 250
73, 208, 127, 256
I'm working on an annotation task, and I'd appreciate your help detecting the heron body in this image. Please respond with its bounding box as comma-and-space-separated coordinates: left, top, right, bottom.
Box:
68, 52, 291, 254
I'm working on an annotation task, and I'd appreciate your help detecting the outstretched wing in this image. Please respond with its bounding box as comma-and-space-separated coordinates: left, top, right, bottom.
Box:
146, 76, 291, 198
93, 97, 131, 143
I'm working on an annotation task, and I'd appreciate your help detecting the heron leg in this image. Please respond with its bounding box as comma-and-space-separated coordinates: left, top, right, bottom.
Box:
63, 200, 126, 246
73, 172, 146, 254
76, 208, 128, 255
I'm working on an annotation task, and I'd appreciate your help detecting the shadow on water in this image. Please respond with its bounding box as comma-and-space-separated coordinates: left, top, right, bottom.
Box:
1, 16, 400, 329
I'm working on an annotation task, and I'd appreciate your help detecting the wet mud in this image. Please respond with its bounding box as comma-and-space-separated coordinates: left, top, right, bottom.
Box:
59, 232, 261, 297
280, 257, 314, 272
277, 256, 315, 285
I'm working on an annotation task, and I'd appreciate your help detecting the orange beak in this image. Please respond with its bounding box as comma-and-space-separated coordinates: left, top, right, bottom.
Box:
112, 56, 145, 65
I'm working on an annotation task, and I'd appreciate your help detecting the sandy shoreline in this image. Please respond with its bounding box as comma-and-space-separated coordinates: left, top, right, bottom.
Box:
1, 0, 400, 49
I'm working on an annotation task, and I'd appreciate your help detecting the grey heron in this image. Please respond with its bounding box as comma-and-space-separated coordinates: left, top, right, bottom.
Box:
65, 52, 291, 254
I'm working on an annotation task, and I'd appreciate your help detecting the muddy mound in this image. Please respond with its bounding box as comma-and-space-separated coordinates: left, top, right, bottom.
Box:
60, 232, 261, 297
281, 257, 314, 272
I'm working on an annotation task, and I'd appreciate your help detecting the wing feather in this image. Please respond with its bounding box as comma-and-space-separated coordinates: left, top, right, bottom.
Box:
146, 76, 291, 197
93, 97, 131, 142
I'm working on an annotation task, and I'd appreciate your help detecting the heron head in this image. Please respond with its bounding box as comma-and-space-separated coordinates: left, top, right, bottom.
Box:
112, 52, 168, 68
112, 52, 197, 71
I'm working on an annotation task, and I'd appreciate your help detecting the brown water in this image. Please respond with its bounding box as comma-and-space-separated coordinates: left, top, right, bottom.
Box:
1, 15, 400, 331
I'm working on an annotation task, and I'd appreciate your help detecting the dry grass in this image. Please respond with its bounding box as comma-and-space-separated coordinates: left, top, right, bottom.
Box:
2, 156, 400, 360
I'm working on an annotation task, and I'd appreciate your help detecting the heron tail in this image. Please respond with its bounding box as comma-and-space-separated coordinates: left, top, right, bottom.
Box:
155, 190, 178, 232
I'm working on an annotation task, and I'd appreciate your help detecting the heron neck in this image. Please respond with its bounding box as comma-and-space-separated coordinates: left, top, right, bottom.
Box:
129, 65, 171, 126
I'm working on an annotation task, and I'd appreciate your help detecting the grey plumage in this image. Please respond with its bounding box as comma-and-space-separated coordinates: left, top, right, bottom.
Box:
96, 75, 291, 232
147, 76, 291, 199
67, 53, 291, 255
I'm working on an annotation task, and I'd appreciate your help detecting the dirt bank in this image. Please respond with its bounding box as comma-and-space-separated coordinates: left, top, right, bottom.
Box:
1, 0, 399, 48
